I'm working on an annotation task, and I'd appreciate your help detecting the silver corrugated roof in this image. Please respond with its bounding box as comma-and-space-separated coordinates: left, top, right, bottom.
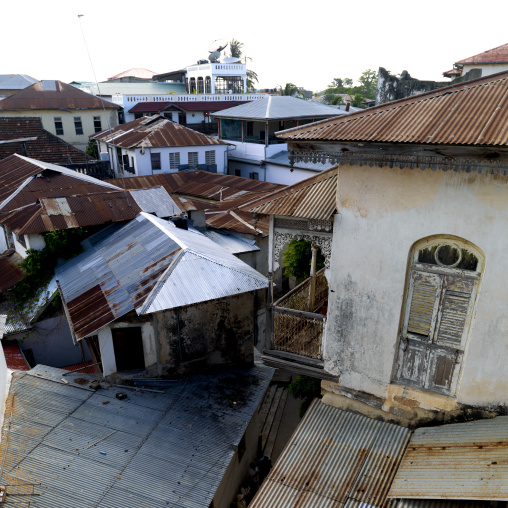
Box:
250, 399, 411, 508
56, 212, 268, 339
0, 364, 273, 507
389, 416, 508, 501
0, 74, 38, 90
129, 186, 182, 217
264, 149, 337, 172
212, 96, 346, 120
201, 229, 259, 254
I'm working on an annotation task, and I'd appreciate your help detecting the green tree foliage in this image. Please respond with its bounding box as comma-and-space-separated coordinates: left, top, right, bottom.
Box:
287, 375, 322, 417
278, 83, 304, 99
86, 139, 99, 159
228, 38, 258, 91
322, 69, 378, 107
11, 228, 89, 309
282, 239, 325, 284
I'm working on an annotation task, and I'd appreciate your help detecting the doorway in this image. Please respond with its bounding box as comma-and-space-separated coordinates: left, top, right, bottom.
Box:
112, 327, 146, 371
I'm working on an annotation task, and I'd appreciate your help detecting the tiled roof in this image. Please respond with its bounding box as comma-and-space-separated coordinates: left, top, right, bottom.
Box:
92, 115, 227, 148
0, 80, 118, 111
0, 117, 90, 164
277, 70, 508, 147
457, 42, 508, 64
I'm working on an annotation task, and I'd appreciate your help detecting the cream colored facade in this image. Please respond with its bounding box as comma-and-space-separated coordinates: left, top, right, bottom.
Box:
0, 108, 118, 151
321, 163, 508, 426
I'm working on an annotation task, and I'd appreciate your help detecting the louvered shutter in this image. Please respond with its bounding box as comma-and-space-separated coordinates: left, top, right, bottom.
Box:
434, 277, 474, 348
404, 271, 442, 340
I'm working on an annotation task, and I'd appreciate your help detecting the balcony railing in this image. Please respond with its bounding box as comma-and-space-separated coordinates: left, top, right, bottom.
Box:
271, 268, 327, 361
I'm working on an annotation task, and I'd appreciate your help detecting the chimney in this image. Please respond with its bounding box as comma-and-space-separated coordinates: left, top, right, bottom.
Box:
345, 99, 351, 112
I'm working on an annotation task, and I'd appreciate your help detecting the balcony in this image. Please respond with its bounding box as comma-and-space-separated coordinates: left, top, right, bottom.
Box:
264, 268, 334, 378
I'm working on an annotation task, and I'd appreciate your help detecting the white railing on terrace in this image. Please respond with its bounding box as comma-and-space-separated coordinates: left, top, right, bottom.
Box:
187, 63, 246, 73
121, 93, 266, 104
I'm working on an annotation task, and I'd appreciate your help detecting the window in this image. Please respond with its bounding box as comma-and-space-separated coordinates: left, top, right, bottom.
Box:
205, 76, 212, 94
189, 77, 196, 93
235, 169, 242, 177
249, 172, 259, 180
54, 117, 64, 135
214, 76, 244, 94
169, 152, 180, 170
74, 117, 83, 135
188, 152, 198, 169
150, 152, 161, 170
205, 150, 215, 165
197, 77, 204, 94
393, 239, 483, 396
93, 116, 102, 133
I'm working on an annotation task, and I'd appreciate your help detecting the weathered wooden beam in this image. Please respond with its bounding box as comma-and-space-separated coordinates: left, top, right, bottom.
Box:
273, 306, 325, 320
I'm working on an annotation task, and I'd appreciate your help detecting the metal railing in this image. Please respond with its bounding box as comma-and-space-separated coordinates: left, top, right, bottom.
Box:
271, 268, 328, 360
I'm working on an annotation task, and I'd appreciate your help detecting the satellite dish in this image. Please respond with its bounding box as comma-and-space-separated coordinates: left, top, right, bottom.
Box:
208, 38, 228, 53
223, 56, 242, 64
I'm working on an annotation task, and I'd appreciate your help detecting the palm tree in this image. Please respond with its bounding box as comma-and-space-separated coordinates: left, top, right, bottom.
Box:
228, 38, 258, 92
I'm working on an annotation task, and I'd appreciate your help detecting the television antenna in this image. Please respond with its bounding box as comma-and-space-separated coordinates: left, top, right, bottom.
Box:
208, 38, 228, 63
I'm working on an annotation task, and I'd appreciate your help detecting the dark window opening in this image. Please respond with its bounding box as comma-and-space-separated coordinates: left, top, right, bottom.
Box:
93, 116, 102, 133
205, 76, 212, 94
189, 77, 196, 93
214, 76, 243, 94
151, 152, 161, 170
54, 117, 64, 135
237, 434, 247, 462
74, 117, 83, 135
235, 169, 241, 177
249, 172, 259, 180
418, 244, 478, 271
197, 77, 204, 94
112, 327, 145, 371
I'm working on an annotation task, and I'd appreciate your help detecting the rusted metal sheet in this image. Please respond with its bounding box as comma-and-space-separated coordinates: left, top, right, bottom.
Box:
245, 167, 338, 220
0, 251, 23, 292
128, 100, 248, 114
389, 416, 508, 500
92, 115, 227, 148
277, 72, 508, 147
0, 80, 118, 111
250, 399, 410, 508
456, 42, 508, 64
2, 342, 30, 371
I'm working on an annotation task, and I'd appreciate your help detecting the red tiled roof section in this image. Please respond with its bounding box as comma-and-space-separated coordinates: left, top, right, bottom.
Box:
92, 116, 227, 148
457, 43, 508, 64
128, 101, 248, 113
277, 71, 508, 147
0, 80, 119, 111
0, 117, 90, 164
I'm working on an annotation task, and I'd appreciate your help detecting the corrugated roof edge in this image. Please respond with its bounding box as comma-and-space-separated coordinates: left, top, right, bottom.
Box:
239, 165, 339, 214
275, 68, 508, 140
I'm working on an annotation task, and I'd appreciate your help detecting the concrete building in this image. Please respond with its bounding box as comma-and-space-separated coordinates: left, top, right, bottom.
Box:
212, 96, 345, 184
245, 70, 508, 428
92, 115, 230, 176
0, 80, 119, 151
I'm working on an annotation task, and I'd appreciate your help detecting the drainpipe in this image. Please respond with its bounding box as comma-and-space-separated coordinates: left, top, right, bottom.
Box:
309, 243, 318, 312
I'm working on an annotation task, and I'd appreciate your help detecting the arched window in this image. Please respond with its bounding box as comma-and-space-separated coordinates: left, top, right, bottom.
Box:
205, 76, 212, 94
393, 237, 484, 396
197, 77, 204, 94
189, 77, 196, 94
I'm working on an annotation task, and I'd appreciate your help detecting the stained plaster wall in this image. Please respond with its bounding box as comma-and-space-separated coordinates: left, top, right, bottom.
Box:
99, 293, 255, 377
325, 164, 508, 413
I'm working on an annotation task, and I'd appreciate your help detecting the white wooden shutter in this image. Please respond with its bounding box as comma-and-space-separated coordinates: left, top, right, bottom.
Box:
426, 346, 461, 395
404, 271, 442, 340
395, 340, 428, 387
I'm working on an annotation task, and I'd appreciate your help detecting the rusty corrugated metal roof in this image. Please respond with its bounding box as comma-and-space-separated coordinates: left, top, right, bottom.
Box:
128, 100, 249, 114
0, 251, 23, 292
456, 42, 508, 65
0, 80, 118, 110
2, 342, 30, 371
92, 115, 227, 148
243, 166, 338, 220
250, 399, 410, 508
108, 68, 157, 80
277, 71, 508, 147
388, 416, 508, 501
57, 213, 268, 340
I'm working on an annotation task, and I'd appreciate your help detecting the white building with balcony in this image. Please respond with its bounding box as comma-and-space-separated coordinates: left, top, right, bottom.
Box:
212, 96, 347, 184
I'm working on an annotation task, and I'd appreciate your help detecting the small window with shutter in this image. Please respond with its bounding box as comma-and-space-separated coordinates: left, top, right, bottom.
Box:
188, 152, 198, 169
394, 240, 483, 396
169, 152, 180, 170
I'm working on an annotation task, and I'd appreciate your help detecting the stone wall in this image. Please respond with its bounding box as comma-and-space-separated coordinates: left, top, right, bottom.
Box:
376, 67, 449, 105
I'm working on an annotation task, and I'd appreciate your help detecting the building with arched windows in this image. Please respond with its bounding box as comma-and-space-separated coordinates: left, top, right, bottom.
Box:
243, 70, 508, 427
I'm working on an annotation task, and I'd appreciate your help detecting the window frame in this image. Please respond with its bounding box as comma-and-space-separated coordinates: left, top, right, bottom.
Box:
93, 116, 102, 133
188, 152, 199, 169
74, 117, 84, 135
169, 152, 180, 170
54, 117, 64, 135
150, 152, 161, 171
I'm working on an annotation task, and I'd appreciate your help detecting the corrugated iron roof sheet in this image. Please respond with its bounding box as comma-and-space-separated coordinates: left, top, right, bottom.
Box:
243, 166, 338, 220
389, 500, 490, 508
77, 81, 187, 96
2, 341, 30, 370
0, 251, 23, 292
92, 115, 227, 148
56, 212, 268, 340
250, 399, 410, 508
0, 365, 273, 507
201, 229, 259, 254
457, 42, 508, 64
0, 80, 118, 110
0, 74, 38, 90
108, 68, 158, 80
277, 71, 508, 147
388, 416, 508, 500
129, 186, 182, 217
0, 117, 90, 164
212, 96, 346, 120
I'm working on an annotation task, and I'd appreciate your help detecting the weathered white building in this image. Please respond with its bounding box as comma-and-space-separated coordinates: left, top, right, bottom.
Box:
246, 71, 508, 427
92, 115, 230, 176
